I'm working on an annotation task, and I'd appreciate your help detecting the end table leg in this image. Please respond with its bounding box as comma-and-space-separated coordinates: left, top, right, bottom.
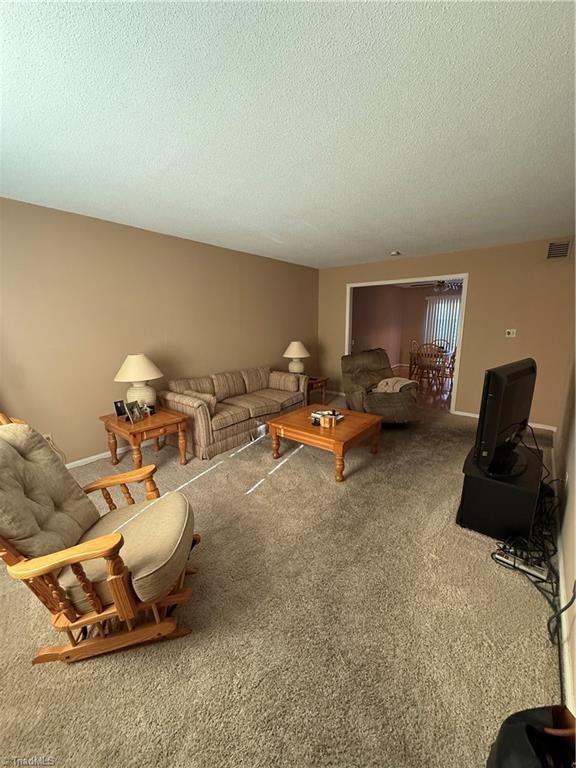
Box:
107, 430, 119, 465
271, 429, 280, 459
370, 428, 380, 455
335, 450, 345, 482
154, 437, 161, 452
131, 439, 142, 469
178, 426, 188, 465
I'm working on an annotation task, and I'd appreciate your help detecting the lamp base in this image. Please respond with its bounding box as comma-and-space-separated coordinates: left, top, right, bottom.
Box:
126, 382, 157, 407
288, 359, 305, 374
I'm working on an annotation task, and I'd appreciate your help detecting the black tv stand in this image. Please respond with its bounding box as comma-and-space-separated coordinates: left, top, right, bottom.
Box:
485, 447, 528, 479
457, 444, 542, 541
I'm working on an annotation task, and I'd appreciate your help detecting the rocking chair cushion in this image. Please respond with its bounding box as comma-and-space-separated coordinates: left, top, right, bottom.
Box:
0, 424, 99, 558
59, 491, 195, 612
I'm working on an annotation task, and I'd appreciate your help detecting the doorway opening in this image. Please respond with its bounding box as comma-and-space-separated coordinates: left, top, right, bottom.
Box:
344, 274, 468, 414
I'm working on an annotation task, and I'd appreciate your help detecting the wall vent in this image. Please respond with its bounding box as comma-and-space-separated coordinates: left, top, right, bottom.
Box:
546, 239, 572, 259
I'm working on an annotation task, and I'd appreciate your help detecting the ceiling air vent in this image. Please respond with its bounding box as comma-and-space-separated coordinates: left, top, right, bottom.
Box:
546, 239, 572, 259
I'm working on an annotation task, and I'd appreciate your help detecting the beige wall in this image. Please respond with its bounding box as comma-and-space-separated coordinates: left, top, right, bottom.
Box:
0, 200, 319, 461
318, 240, 574, 427
558, 375, 575, 713
555, 277, 575, 714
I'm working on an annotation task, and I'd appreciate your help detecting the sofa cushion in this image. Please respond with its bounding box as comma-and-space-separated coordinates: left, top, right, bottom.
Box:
187, 376, 215, 395
269, 371, 299, 392
167, 378, 191, 394
183, 390, 217, 416
212, 371, 247, 401
168, 376, 215, 395
211, 402, 251, 431
59, 491, 195, 612
257, 388, 304, 409
223, 393, 281, 418
241, 367, 270, 394
0, 424, 99, 558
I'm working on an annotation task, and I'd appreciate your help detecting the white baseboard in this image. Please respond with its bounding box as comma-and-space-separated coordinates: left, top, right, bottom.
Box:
66, 439, 157, 469
451, 410, 557, 433
450, 410, 479, 419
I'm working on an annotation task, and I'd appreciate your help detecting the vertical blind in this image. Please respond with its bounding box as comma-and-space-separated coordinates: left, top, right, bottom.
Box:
424, 294, 461, 350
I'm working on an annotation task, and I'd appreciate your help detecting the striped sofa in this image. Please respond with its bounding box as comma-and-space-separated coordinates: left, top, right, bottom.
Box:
159, 367, 308, 459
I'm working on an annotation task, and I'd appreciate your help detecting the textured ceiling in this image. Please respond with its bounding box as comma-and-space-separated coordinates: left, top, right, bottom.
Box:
1, 2, 574, 267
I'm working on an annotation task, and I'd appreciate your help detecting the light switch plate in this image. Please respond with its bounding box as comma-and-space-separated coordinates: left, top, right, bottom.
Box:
505, 329, 517, 338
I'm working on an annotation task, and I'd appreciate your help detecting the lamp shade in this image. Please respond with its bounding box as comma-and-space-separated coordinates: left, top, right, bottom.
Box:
282, 341, 310, 359
114, 354, 163, 383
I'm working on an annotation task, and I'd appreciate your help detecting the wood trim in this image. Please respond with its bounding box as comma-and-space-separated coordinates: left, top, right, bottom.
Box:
33, 618, 181, 664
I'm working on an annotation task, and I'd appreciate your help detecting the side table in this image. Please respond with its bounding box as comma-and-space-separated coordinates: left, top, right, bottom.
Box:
99, 408, 188, 469
307, 376, 329, 404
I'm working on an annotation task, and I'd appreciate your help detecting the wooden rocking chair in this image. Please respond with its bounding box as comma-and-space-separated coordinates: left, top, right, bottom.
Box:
0, 414, 200, 664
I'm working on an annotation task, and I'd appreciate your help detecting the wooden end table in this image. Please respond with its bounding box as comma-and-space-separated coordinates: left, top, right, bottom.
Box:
267, 405, 382, 482
307, 376, 329, 404
99, 408, 188, 469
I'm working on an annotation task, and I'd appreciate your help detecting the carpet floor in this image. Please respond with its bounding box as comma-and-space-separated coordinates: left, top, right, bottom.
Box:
0, 409, 559, 767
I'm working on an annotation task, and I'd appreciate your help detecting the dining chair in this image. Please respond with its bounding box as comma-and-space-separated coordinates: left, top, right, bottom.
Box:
409, 340, 420, 379
415, 343, 444, 389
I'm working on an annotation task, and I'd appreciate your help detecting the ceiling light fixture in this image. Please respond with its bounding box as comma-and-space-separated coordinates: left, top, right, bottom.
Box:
433, 280, 461, 293
390, 250, 402, 257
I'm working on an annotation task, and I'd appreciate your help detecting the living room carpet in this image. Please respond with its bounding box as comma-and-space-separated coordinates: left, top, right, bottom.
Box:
0, 411, 559, 767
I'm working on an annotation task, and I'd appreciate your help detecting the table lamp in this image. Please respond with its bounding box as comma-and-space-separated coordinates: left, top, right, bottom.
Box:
114, 353, 163, 406
283, 341, 310, 373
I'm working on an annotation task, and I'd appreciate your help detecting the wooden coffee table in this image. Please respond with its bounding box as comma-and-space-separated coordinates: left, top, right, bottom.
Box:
99, 408, 188, 469
267, 405, 382, 482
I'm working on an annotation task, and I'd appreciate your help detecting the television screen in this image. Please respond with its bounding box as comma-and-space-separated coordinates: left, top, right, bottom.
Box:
474, 358, 537, 476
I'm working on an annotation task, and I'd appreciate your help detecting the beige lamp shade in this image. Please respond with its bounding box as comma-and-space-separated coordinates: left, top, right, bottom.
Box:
114, 353, 163, 407
282, 341, 310, 373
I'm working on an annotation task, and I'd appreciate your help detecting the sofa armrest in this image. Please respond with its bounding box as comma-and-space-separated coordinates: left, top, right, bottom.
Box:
269, 371, 302, 393
158, 390, 213, 447
297, 374, 309, 405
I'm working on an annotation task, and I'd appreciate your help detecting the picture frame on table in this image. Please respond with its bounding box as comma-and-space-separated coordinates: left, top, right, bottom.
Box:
113, 400, 126, 417
125, 401, 144, 424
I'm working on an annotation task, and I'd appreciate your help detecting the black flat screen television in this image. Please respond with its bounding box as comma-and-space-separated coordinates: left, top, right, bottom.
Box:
473, 358, 537, 477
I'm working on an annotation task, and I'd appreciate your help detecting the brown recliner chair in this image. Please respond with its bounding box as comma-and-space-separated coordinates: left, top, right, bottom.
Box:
341, 348, 419, 424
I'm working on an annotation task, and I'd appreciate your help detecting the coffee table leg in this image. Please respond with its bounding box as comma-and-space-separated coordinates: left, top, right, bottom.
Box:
271, 427, 280, 459
335, 449, 345, 482
107, 430, 119, 465
131, 437, 142, 469
370, 427, 380, 455
178, 425, 188, 465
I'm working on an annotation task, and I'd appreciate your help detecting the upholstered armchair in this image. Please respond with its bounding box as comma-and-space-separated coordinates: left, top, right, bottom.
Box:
341, 348, 419, 424
0, 415, 199, 664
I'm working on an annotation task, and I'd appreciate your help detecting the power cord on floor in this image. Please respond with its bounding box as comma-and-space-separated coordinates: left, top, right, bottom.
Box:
490, 425, 576, 707
548, 581, 576, 645
491, 426, 565, 641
